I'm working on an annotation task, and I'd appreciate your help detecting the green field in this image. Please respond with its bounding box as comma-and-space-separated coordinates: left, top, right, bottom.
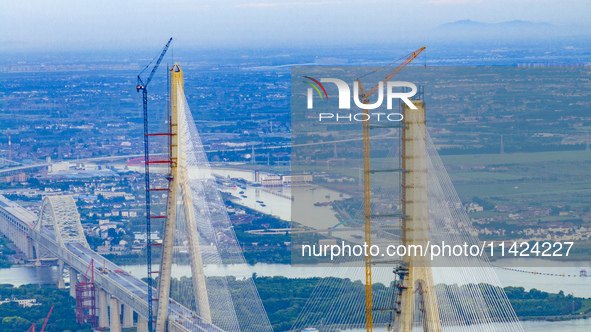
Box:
298, 149, 591, 244
441, 150, 591, 167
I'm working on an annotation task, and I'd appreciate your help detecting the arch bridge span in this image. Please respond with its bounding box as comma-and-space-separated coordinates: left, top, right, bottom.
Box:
0, 194, 223, 332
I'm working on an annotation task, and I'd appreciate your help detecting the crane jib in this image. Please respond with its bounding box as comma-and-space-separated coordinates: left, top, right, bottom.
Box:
137, 37, 173, 89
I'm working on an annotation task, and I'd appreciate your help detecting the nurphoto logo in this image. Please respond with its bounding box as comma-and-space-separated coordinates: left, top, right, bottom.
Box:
304, 76, 418, 122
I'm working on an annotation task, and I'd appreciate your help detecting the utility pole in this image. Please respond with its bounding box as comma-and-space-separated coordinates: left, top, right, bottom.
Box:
8, 132, 11, 162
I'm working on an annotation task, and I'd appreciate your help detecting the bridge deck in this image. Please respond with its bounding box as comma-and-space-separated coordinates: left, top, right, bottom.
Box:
0, 194, 224, 332
65, 242, 223, 332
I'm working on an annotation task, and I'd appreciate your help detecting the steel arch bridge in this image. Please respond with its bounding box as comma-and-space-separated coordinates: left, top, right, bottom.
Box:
35, 195, 90, 249
0, 194, 223, 332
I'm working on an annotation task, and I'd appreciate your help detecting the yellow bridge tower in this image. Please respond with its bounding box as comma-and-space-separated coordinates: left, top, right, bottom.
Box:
395, 100, 441, 332
155, 63, 212, 332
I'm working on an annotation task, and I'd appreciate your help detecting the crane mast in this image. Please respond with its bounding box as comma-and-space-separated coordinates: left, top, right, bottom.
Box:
136, 37, 173, 332
357, 47, 425, 332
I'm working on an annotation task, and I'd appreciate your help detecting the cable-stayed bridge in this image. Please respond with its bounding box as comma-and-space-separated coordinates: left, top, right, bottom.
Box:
0, 63, 273, 332
0, 60, 530, 332
289, 65, 526, 332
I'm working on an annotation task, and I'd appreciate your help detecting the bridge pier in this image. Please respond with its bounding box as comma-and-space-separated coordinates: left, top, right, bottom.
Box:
98, 289, 109, 328
57, 260, 65, 289
1, 189, 239, 332
122, 304, 133, 328
0, 195, 37, 259
69, 267, 78, 298
137, 317, 149, 332
110, 296, 122, 332
26, 236, 34, 259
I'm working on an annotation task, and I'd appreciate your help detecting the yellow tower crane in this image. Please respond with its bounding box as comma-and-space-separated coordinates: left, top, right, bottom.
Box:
356, 46, 425, 332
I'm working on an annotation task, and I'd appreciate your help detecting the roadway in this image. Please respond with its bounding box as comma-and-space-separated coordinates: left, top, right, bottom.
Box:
0, 127, 397, 174
0, 154, 163, 175
37, 228, 223, 332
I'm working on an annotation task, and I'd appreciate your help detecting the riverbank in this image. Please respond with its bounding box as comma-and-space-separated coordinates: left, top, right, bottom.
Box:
520, 312, 591, 322
1, 264, 591, 331
0, 283, 91, 332
0, 234, 16, 268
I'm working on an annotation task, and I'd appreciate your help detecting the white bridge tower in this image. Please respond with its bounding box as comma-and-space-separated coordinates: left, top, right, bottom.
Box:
155, 63, 212, 332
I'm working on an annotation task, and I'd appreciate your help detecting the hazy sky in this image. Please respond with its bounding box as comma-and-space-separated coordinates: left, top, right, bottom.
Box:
1, 0, 590, 51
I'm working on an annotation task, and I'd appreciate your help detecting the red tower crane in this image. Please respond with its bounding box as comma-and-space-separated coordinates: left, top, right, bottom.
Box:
26, 305, 54, 332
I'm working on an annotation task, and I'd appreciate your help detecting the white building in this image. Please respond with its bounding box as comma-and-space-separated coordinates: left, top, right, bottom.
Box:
261, 175, 282, 187
0, 298, 42, 308
466, 203, 483, 213
48, 161, 69, 173
282, 174, 313, 186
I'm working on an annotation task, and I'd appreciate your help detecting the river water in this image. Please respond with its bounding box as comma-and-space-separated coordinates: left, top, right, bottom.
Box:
2, 168, 590, 330
3, 260, 589, 296
351, 320, 591, 332
1, 256, 590, 332
214, 167, 349, 229
1, 262, 590, 331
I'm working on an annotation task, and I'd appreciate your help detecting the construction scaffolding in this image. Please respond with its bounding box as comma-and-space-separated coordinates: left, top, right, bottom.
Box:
75, 259, 98, 328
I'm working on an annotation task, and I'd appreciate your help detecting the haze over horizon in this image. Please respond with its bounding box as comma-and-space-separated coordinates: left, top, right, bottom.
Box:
1, 0, 590, 52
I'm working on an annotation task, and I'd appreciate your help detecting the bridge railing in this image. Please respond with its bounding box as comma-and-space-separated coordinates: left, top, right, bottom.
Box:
29, 229, 150, 318
30, 228, 223, 332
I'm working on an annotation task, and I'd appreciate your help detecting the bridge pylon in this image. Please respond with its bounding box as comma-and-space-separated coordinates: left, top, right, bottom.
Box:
394, 100, 441, 332
155, 63, 211, 332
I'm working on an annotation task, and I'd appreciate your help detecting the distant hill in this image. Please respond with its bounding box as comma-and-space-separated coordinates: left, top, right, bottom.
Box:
432, 19, 581, 41
439, 19, 553, 29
